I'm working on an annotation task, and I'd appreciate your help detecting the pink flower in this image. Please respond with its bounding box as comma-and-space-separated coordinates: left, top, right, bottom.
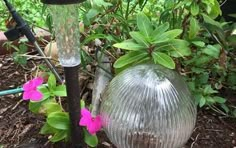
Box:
23, 77, 43, 101
79, 108, 102, 135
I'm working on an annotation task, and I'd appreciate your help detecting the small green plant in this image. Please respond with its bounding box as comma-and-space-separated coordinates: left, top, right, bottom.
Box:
113, 13, 190, 70
23, 74, 99, 147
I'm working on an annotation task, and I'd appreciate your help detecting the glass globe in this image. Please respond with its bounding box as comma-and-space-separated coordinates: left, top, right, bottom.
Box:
100, 64, 197, 148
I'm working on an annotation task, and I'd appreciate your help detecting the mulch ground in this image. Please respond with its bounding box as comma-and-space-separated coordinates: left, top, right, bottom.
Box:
0, 55, 236, 148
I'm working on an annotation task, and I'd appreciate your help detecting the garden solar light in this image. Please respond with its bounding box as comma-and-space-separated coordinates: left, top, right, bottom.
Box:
100, 64, 197, 148
40, 0, 86, 147
2, 0, 63, 83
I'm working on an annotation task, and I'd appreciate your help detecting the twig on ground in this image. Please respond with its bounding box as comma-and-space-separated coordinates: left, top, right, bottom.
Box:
191, 133, 200, 148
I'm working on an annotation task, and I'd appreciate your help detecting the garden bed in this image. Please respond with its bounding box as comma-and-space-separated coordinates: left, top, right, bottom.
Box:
0, 54, 235, 148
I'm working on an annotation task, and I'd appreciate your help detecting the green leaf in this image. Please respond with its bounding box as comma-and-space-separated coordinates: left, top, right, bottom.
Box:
29, 101, 43, 113
151, 22, 169, 37
205, 96, 215, 104
191, 2, 199, 16
53, 85, 67, 97
156, 39, 191, 57
208, 0, 222, 19
137, 13, 153, 37
192, 41, 205, 47
113, 40, 146, 51
203, 85, 218, 95
44, 102, 62, 115
189, 17, 200, 39
129, 32, 149, 47
152, 52, 175, 69
220, 104, 229, 113
84, 129, 98, 147
199, 96, 206, 107
82, 34, 107, 45
48, 74, 57, 91
213, 96, 226, 104
47, 112, 70, 130
114, 51, 148, 69
38, 85, 51, 100
154, 29, 182, 43
202, 13, 221, 27
50, 130, 68, 142
40, 123, 57, 135
202, 45, 220, 58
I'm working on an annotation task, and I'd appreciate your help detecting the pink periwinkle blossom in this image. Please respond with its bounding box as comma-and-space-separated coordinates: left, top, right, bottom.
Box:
22, 77, 43, 101
79, 108, 102, 135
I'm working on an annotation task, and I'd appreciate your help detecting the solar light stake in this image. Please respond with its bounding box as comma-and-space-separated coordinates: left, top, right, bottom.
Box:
40, 0, 86, 147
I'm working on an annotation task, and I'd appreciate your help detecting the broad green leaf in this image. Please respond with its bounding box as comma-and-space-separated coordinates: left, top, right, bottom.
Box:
202, 13, 221, 27
84, 129, 98, 147
29, 101, 43, 113
220, 104, 229, 113
47, 112, 70, 130
192, 41, 205, 47
44, 102, 62, 115
202, 45, 220, 58
53, 85, 67, 97
40, 123, 57, 135
137, 13, 153, 37
151, 22, 169, 38
152, 52, 175, 69
190, 2, 199, 16
213, 96, 226, 104
114, 51, 148, 69
205, 96, 215, 104
189, 17, 200, 39
50, 130, 68, 142
154, 29, 182, 43
208, 0, 222, 19
113, 40, 146, 51
203, 85, 218, 95
38, 85, 49, 94
199, 96, 206, 107
38, 85, 51, 100
48, 74, 57, 91
156, 39, 191, 57
129, 32, 149, 47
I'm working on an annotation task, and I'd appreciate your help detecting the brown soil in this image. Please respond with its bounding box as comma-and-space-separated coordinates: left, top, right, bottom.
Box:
0, 55, 236, 148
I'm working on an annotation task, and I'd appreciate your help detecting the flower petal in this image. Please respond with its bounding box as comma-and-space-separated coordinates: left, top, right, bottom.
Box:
22, 91, 31, 100
30, 90, 43, 101
32, 77, 44, 87
94, 116, 102, 130
79, 117, 90, 126
23, 82, 32, 91
86, 116, 102, 135
87, 123, 97, 135
81, 108, 91, 118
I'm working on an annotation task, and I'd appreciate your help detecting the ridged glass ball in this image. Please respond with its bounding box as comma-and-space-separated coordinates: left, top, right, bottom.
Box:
100, 64, 197, 148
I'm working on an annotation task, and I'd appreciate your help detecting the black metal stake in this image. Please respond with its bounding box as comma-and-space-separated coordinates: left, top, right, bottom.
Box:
64, 66, 83, 148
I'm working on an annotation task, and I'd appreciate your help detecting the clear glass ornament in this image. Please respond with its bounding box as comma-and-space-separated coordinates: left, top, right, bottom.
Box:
100, 64, 197, 148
